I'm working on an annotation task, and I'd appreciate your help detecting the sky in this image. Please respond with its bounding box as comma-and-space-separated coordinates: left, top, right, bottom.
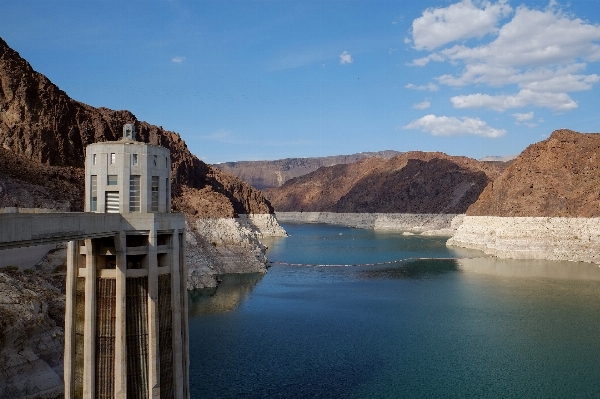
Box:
2, 0, 600, 164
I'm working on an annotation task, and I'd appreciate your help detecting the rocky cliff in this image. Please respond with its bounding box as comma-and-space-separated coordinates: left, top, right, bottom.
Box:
450, 129, 600, 264
467, 129, 600, 217
265, 152, 507, 213
213, 150, 402, 189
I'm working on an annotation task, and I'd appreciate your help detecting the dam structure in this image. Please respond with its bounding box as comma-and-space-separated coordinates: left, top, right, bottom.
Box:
62, 124, 189, 399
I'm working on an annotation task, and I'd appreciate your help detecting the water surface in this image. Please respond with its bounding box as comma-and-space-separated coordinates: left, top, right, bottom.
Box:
188, 223, 600, 398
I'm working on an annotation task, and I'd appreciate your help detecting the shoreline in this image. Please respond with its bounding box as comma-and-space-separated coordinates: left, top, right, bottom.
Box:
275, 212, 463, 236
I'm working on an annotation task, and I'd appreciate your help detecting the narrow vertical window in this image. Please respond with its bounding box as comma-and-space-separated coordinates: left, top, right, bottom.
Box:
129, 176, 140, 212
151, 176, 159, 212
110, 153, 116, 164
90, 175, 97, 212
165, 178, 169, 212
153, 155, 157, 166
132, 154, 138, 165
107, 175, 118, 186
92, 154, 96, 165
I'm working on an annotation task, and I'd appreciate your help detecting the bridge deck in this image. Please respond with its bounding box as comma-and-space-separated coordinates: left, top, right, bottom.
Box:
0, 212, 185, 249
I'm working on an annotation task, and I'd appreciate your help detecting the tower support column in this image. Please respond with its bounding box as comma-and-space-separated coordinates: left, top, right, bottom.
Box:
64, 240, 78, 398
148, 227, 160, 399
114, 232, 127, 399
83, 239, 97, 399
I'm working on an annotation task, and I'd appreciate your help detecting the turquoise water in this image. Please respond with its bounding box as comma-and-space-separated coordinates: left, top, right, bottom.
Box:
188, 223, 600, 398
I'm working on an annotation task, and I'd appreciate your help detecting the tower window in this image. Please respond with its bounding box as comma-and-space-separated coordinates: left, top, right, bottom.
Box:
151, 176, 159, 212
130, 176, 141, 212
110, 153, 116, 164
132, 154, 138, 165
90, 175, 97, 212
107, 175, 118, 186
92, 154, 96, 165
153, 155, 157, 166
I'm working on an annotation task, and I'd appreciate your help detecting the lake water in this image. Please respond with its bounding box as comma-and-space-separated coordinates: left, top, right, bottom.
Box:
188, 223, 600, 398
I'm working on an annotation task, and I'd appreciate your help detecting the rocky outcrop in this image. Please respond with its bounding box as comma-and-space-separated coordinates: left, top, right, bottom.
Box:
448, 216, 600, 263
213, 151, 402, 189
451, 130, 600, 264
185, 215, 286, 289
265, 152, 507, 213
468, 129, 600, 217
0, 269, 65, 399
276, 212, 463, 236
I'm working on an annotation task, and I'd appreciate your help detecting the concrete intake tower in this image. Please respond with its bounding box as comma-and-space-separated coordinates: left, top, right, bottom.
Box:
64, 124, 189, 399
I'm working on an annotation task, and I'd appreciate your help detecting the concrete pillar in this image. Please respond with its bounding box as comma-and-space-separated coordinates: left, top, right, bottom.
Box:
114, 232, 127, 399
147, 228, 160, 399
64, 240, 78, 399
170, 231, 184, 399
180, 232, 190, 399
83, 239, 97, 399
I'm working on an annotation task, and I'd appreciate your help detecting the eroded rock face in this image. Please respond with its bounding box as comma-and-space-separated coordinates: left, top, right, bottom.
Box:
467, 129, 600, 217
0, 37, 272, 217
265, 152, 507, 213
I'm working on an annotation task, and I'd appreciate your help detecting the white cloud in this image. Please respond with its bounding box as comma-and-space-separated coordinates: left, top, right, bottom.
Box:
411, 0, 512, 51
403, 114, 506, 138
405, 82, 439, 92
451, 90, 577, 112
412, 100, 431, 110
409, 2, 600, 113
171, 56, 186, 63
339, 51, 353, 65
512, 111, 534, 122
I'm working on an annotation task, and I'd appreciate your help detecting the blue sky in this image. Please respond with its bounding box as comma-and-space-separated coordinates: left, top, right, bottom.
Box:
2, 0, 600, 163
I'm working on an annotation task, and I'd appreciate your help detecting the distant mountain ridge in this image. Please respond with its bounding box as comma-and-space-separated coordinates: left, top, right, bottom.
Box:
213, 150, 402, 189
264, 151, 509, 214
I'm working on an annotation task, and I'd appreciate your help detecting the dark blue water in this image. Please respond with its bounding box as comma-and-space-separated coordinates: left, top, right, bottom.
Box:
188, 223, 600, 398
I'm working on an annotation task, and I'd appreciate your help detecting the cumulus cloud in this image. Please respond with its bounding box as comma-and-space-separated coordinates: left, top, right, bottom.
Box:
512, 111, 534, 122
412, 100, 431, 110
405, 82, 439, 92
409, 2, 600, 113
171, 56, 186, 63
451, 90, 577, 112
411, 0, 512, 51
403, 114, 506, 138
339, 51, 353, 65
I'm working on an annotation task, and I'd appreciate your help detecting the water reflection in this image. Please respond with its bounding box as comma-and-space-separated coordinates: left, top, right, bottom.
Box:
357, 258, 460, 279
458, 257, 600, 280
188, 273, 264, 316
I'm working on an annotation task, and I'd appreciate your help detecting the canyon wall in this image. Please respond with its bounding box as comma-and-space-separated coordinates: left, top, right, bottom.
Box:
451, 129, 600, 263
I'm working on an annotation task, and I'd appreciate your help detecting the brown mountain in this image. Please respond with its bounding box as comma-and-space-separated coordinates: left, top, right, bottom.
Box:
467, 129, 600, 217
264, 151, 508, 213
0, 37, 271, 217
213, 150, 402, 189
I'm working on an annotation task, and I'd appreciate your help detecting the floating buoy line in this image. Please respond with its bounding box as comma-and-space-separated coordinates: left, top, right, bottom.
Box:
269, 257, 459, 268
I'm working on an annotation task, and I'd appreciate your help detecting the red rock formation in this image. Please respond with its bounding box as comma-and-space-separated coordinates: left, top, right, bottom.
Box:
264, 151, 506, 213
0, 37, 272, 217
467, 129, 600, 217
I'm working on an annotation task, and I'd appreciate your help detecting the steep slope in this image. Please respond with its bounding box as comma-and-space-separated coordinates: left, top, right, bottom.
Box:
213, 150, 402, 189
264, 151, 506, 213
467, 129, 600, 217
0, 37, 271, 217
